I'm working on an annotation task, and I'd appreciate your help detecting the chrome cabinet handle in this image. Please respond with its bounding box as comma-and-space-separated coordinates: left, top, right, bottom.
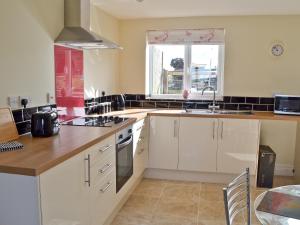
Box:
84, 154, 91, 187
99, 163, 112, 174
100, 182, 112, 193
221, 121, 224, 139
213, 120, 215, 140
138, 148, 145, 154
173, 120, 178, 138
136, 126, 143, 132
99, 144, 112, 153
138, 137, 144, 142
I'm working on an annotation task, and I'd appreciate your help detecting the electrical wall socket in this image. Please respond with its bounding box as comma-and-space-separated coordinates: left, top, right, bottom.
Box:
46, 93, 55, 104
19, 96, 32, 108
8, 96, 19, 109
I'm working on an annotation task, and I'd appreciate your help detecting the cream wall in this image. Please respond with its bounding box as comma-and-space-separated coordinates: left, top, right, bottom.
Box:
260, 120, 297, 174
119, 16, 300, 96
118, 15, 300, 173
294, 123, 300, 182
0, 0, 64, 107
84, 6, 120, 98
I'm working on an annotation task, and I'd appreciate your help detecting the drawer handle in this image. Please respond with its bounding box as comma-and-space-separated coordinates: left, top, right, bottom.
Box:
84, 154, 91, 187
99, 145, 112, 153
138, 137, 144, 142
136, 126, 143, 132
100, 182, 112, 193
99, 163, 112, 174
138, 148, 145, 154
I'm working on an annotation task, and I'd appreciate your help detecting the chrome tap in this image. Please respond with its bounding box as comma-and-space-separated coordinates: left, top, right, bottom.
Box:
202, 86, 220, 113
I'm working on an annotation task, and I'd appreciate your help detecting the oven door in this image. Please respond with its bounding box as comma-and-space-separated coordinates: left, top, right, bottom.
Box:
274, 95, 300, 115
116, 135, 133, 193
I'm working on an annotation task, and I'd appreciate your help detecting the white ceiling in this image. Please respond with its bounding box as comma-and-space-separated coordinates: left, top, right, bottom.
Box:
92, 0, 300, 19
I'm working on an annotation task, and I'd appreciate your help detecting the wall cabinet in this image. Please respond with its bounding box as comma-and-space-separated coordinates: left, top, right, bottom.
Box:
149, 116, 179, 170
217, 118, 260, 175
178, 117, 218, 172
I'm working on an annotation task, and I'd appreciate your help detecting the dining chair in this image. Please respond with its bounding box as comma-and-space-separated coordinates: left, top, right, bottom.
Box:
223, 168, 251, 225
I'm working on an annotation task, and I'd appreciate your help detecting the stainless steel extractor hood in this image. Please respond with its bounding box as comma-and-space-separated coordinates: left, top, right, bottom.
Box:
55, 0, 122, 50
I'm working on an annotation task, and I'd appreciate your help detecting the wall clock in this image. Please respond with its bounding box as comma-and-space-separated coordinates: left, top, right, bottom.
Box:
271, 43, 284, 57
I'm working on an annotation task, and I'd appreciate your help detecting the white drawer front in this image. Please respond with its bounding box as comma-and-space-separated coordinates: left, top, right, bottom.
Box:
87, 135, 115, 166
90, 153, 115, 186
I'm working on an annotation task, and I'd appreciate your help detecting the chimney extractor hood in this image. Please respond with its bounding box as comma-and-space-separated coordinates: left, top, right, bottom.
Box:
55, 0, 122, 50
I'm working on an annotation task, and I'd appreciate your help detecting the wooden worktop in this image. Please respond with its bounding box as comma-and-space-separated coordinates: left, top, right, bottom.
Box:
0, 118, 136, 176
147, 110, 300, 121
102, 108, 300, 121
1, 108, 299, 177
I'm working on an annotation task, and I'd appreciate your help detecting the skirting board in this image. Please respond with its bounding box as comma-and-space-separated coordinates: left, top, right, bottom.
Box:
275, 163, 294, 176
144, 168, 257, 186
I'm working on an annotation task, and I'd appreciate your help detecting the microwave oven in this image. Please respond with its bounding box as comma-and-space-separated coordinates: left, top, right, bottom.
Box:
274, 95, 300, 115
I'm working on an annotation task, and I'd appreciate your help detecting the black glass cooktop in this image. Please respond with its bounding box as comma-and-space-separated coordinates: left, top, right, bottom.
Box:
62, 116, 129, 127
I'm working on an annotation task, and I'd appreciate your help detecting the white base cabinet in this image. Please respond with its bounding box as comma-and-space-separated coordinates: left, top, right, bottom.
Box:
40, 135, 116, 225
39, 151, 90, 225
217, 118, 260, 175
178, 117, 218, 172
133, 119, 149, 179
149, 116, 179, 170
149, 116, 260, 175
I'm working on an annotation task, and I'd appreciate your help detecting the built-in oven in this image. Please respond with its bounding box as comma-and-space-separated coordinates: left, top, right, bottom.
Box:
116, 126, 133, 193
274, 95, 300, 115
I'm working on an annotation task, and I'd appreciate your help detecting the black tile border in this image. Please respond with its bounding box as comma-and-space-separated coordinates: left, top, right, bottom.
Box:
85, 94, 276, 112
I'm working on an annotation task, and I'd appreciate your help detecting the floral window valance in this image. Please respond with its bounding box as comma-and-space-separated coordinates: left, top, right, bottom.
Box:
147, 28, 225, 45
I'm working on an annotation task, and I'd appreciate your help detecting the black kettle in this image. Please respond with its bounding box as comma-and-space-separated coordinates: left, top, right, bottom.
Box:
114, 94, 125, 111
31, 111, 60, 137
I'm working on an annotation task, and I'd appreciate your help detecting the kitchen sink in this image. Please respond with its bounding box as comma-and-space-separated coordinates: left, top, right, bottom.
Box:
184, 109, 253, 115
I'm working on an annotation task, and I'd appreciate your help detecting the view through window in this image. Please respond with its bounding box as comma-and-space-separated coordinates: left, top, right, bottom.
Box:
147, 29, 225, 99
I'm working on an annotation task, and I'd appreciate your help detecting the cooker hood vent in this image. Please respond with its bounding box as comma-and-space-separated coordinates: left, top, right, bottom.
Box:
55, 0, 121, 50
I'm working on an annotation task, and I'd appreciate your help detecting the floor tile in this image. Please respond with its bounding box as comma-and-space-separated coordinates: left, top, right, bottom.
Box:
198, 199, 225, 220
161, 183, 200, 202
132, 179, 167, 198
152, 215, 197, 225
124, 195, 160, 213
155, 197, 198, 220
110, 176, 296, 225
197, 219, 226, 225
200, 183, 225, 202
111, 214, 152, 225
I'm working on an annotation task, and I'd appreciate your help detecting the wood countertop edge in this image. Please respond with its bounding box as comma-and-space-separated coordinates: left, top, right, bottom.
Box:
0, 118, 137, 176
146, 111, 300, 121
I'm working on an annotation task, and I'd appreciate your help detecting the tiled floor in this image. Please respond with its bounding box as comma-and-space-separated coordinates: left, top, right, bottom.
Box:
110, 176, 296, 225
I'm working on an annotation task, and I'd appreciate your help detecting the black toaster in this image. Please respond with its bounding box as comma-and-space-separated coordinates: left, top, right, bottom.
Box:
31, 111, 60, 137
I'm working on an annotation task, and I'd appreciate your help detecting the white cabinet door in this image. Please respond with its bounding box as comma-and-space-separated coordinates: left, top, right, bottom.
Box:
217, 119, 260, 175
149, 116, 179, 170
40, 151, 90, 225
133, 119, 149, 179
178, 117, 218, 172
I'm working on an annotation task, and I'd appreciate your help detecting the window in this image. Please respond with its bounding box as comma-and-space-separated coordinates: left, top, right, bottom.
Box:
147, 29, 225, 99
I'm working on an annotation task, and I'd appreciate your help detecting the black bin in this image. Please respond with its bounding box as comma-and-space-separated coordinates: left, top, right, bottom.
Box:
257, 145, 276, 188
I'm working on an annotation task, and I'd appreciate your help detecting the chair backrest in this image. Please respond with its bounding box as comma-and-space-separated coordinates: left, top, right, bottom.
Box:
223, 168, 251, 225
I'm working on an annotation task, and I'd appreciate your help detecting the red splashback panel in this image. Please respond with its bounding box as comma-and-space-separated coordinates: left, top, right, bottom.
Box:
55, 46, 84, 107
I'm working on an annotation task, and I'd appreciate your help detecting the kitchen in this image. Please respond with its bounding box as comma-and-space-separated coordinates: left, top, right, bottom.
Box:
1, 0, 300, 225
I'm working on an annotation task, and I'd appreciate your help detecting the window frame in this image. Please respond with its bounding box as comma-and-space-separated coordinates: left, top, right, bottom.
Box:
146, 44, 225, 100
